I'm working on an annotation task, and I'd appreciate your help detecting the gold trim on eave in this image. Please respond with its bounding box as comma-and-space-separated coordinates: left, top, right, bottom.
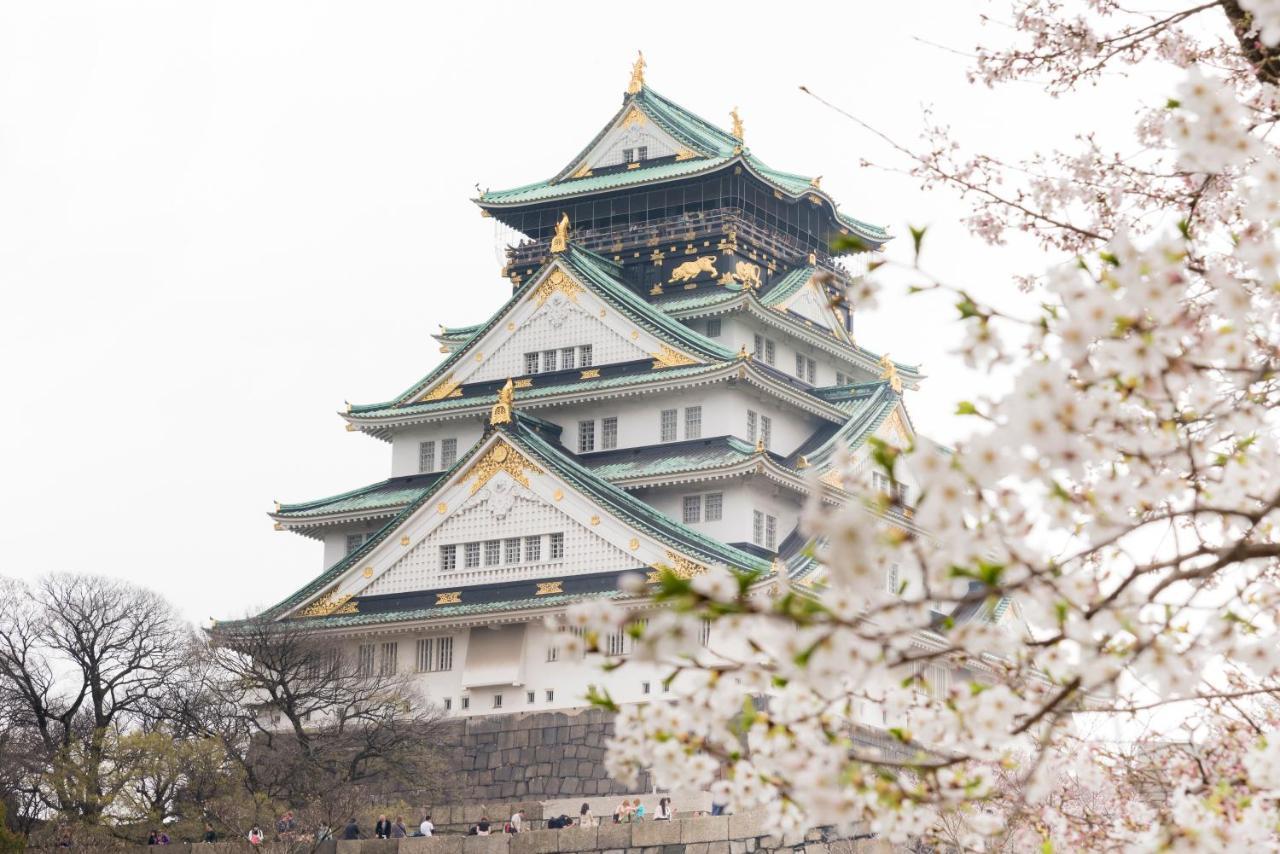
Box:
528, 268, 583, 307
297, 586, 358, 618
536, 581, 564, 596
436, 591, 461, 605
650, 344, 698, 370
466, 439, 544, 495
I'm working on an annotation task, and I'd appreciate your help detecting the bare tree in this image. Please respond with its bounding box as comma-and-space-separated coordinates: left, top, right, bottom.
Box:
199, 619, 455, 836
0, 574, 191, 827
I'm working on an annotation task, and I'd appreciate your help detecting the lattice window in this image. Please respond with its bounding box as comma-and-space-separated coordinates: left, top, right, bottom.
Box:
546, 644, 559, 663
747, 410, 757, 442
415, 638, 433, 672
836, 371, 848, 385
806, 358, 816, 384
461, 696, 470, 710
685, 406, 702, 440
682, 495, 701, 523
419, 440, 435, 473
379, 641, 398, 676
527, 690, 536, 703
660, 409, 677, 442
440, 545, 457, 571
525, 535, 541, 562
345, 533, 366, 555
761, 415, 772, 450
578, 420, 596, 453
705, 492, 723, 521
464, 542, 480, 568
542, 349, 558, 372
765, 339, 776, 365
493, 693, 503, 709
753, 333, 763, 358
357, 644, 375, 676
796, 353, 805, 378
601, 417, 618, 450
550, 532, 565, 560
706, 318, 721, 337
441, 438, 457, 469
579, 344, 593, 367
752, 511, 764, 546
436, 636, 453, 671
443, 697, 452, 711
765, 515, 777, 550
484, 540, 501, 566
605, 629, 628, 657
504, 538, 521, 564
561, 347, 576, 370
524, 352, 539, 374
546, 689, 555, 702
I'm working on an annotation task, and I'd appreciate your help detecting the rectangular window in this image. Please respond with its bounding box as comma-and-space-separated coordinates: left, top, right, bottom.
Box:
464, 542, 480, 568
682, 495, 702, 524
752, 510, 764, 546
796, 352, 805, 377
836, 371, 848, 385
493, 694, 503, 709
637, 145, 648, 161
606, 630, 628, 657
579, 344, 593, 367
753, 333, 763, 358
380, 641, 398, 676
346, 533, 365, 555
524, 352, 539, 375
601, 416, 618, 450
436, 636, 453, 671
705, 492, 723, 521
765, 339, 775, 365
706, 318, 721, 337
623, 147, 634, 163
358, 644, 375, 676
561, 347, 576, 370
525, 535, 541, 562
542, 349, 558, 373
416, 638, 433, 673
441, 438, 457, 469
660, 409, 677, 442
444, 697, 452, 711
761, 415, 772, 450
685, 406, 702, 440
504, 538, 521, 564
527, 690, 536, 703
461, 696, 470, 710
546, 689, 555, 702
642, 681, 651, 694
766, 515, 777, 550
578, 420, 596, 453
747, 410, 757, 442
806, 358, 816, 384
546, 643, 559, 663
440, 545, 457, 571
419, 440, 435, 473
484, 540, 501, 566
550, 532, 565, 560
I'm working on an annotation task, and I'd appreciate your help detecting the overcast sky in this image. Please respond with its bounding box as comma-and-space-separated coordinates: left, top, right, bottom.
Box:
0, 2, 1188, 624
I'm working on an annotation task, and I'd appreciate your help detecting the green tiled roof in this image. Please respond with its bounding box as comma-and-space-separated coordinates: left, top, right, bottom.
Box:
650, 286, 746, 313
240, 413, 773, 626
477, 87, 888, 245
359, 246, 736, 411
801, 380, 902, 468
760, 265, 816, 307
275, 475, 441, 520
581, 436, 759, 481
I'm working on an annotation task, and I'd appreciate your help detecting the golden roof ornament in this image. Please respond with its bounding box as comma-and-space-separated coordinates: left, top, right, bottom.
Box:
490, 378, 515, 426
880, 353, 903, 394
626, 51, 646, 95
550, 213, 570, 253
755, 436, 765, 454
796, 455, 810, 470
730, 107, 744, 142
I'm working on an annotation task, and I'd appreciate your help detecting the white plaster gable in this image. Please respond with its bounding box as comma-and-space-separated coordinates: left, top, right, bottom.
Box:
577, 108, 690, 173
289, 433, 721, 613
426, 263, 699, 389
775, 281, 849, 341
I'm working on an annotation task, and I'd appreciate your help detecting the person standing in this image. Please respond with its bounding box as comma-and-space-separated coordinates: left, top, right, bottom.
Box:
419, 814, 435, 837
392, 817, 407, 838
655, 798, 674, 820
342, 818, 360, 840
374, 814, 391, 839
202, 822, 217, 842
509, 809, 524, 834
247, 825, 264, 845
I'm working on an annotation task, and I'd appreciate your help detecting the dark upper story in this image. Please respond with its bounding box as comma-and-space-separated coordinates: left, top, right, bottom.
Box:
473, 79, 888, 305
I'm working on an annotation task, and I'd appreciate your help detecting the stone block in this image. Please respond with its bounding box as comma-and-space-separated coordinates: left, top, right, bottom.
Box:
463, 834, 510, 854
804, 844, 828, 854
660, 846, 684, 854
633, 820, 681, 847
729, 842, 747, 854
402, 837, 465, 854
852, 842, 894, 854
596, 822, 632, 850
361, 842, 400, 854
705, 843, 727, 854
680, 817, 729, 844
685, 844, 708, 854
556, 825, 598, 852
336, 842, 362, 854
510, 829, 561, 854
727, 810, 767, 841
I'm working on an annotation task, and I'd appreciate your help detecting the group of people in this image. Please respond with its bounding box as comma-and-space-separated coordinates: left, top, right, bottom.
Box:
245, 811, 434, 843
612, 797, 674, 823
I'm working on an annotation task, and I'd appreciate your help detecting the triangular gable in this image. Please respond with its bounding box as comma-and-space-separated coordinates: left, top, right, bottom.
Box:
282, 419, 770, 619
765, 269, 853, 344
380, 249, 734, 407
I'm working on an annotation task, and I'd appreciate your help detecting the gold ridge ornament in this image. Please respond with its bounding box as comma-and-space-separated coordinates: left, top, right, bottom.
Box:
550, 213, 570, 253
466, 438, 544, 494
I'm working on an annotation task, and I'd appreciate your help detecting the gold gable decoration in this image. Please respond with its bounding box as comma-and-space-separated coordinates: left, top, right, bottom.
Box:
651, 345, 698, 370
419, 373, 462, 402
646, 550, 709, 583
528, 268, 583, 307
466, 439, 545, 495
621, 106, 646, 128
296, 586, 358, 618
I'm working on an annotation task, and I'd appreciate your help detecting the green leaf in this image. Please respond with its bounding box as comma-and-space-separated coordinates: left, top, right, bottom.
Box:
908, 225, 927, 262
955, 401, 978, 416
831, 234, 869, 254
1165, 98, 1181, 109
1099, 251, 1120, 267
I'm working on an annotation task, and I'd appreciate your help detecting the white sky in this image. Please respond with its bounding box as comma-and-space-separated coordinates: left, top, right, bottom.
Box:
0, 1, 1188, 623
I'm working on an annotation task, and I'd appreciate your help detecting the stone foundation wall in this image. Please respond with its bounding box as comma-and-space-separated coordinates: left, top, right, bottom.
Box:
101, 811, 900, 853
436, 708, 649, 803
